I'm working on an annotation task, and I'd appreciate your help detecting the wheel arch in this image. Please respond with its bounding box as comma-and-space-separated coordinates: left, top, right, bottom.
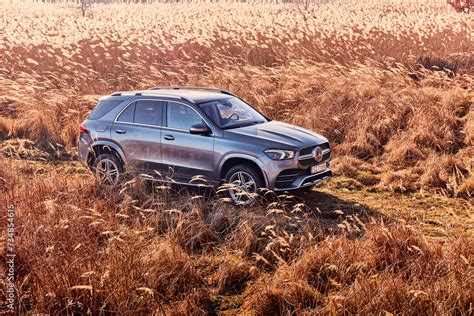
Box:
219, 155, 268, 187
87, 141, 126, 168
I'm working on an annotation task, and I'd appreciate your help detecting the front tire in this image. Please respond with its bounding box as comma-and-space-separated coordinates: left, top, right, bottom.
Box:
92, 154, 123, 186
224, 165, 264, 205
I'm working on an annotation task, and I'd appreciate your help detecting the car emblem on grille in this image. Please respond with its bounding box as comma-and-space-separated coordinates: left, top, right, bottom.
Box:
312, 146, 323, 162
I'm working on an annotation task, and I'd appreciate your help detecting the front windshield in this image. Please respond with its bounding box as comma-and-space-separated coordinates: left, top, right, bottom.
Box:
198, 97, 267, 129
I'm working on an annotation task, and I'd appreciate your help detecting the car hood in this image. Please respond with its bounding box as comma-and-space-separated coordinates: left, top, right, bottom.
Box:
224, 120, 328, 149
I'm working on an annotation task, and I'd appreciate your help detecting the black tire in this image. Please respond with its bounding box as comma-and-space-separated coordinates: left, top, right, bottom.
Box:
92, 153, 123, 186
224, 164, 264, 205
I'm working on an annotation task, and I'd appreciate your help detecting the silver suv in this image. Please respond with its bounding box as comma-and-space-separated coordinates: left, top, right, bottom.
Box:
78, 87, 331, 204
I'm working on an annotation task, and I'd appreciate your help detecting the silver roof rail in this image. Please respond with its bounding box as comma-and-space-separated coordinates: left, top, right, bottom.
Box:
110, 91, 185, 100
148, 86, 235, 96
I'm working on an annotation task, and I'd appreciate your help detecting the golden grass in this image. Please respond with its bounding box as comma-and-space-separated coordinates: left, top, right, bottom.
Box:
0, 160, 472, 313
0, 1, 473, 313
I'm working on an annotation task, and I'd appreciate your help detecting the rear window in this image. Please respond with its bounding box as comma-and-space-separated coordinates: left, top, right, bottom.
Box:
88, 99, 123, 120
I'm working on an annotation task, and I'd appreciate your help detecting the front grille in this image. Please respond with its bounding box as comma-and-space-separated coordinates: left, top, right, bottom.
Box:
274, 169, 309, 189
298, 142, 331, 167
299, 142, 330, 156
299, 152, 331, 167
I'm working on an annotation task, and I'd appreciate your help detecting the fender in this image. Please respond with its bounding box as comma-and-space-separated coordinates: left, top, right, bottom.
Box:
218, 153, 269, 187
90, 140, 127, 164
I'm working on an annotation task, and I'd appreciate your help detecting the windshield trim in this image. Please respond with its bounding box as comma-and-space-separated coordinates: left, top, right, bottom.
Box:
221, 120, 267, 130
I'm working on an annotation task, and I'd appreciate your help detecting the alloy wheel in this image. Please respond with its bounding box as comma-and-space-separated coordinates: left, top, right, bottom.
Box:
96, 158, 120, 186
228, 171, 257, 205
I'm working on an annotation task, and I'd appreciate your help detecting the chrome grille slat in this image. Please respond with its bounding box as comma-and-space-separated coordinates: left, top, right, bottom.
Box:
299, 142, 330, 157
299, 148, 331, 161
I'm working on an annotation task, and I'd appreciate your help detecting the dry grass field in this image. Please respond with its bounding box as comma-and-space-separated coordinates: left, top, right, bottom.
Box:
0, 0, 473, 314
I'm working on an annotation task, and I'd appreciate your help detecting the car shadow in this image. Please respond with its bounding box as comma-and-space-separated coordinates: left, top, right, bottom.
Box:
270, 189, 393, 236
297, 190, 385, 219
168, 184, 391, 232
295, 191, 393, 222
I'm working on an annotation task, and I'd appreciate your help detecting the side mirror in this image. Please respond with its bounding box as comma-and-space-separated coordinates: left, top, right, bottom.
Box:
189, 123, 212, 135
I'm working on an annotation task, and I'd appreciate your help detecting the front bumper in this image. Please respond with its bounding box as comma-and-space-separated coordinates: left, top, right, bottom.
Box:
273, 164, 332, 191
262, 147, 332, 191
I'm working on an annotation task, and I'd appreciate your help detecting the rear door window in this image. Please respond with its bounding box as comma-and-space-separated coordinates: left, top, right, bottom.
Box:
134, 100, 164, 126
89, 99, 123, 120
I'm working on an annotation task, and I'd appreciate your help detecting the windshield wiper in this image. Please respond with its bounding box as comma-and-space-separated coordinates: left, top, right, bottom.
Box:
223, 120, 265, 130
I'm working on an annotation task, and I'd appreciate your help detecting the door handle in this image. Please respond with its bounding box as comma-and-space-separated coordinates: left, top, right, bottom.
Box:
115, 129, 126, 134
164, 135, 175, 141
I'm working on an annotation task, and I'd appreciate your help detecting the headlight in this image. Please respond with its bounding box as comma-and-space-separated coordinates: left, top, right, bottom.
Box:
264, 149, 295, 160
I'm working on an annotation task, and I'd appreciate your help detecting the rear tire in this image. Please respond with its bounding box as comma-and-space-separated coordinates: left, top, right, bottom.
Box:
224, 165, 264, 205
92, 153, 123, 186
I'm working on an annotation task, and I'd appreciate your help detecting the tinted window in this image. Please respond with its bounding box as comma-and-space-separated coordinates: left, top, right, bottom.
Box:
167, 102, 203, 130
89, 99, 123, 120
117, 102, 135, 123
134, 100, 164, 126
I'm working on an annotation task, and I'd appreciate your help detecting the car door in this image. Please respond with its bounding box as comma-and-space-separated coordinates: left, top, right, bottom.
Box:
112, 99, 165, 177
161, 101, 215, 185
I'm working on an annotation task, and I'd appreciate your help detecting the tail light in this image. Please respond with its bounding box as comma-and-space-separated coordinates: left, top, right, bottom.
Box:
79, 123, 89, 134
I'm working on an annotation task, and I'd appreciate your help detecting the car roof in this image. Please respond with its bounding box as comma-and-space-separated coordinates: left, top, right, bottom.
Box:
106, 87, 234, 103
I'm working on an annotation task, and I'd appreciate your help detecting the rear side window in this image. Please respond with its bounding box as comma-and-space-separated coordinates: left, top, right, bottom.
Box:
89, 99, 123, 120
117, 102, 135, 123
134, 100, 164, 126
